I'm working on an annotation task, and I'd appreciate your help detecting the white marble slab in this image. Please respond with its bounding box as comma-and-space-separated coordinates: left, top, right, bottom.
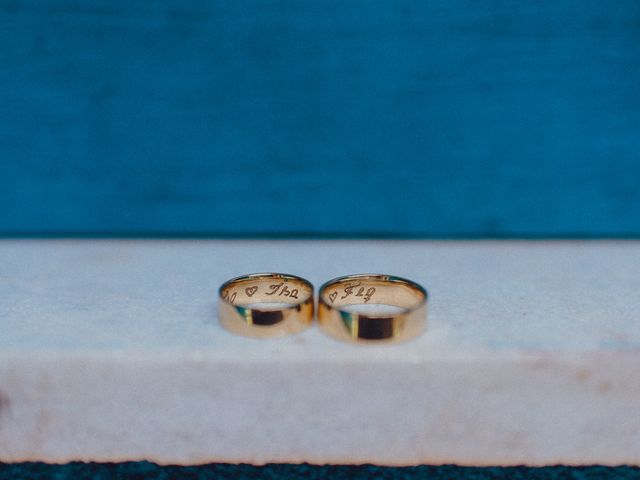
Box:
0, 240, 639, 466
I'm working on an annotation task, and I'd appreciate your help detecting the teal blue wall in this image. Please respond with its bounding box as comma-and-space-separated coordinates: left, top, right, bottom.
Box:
2, 0, 639, 236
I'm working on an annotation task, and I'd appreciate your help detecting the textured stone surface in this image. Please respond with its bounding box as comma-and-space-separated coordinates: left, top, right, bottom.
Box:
0, 240, 639, 465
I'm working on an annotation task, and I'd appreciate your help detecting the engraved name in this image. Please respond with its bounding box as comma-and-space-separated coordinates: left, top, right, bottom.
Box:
222, 290, 237, 304
264, 282, 299, 299
329, 283, 376, 303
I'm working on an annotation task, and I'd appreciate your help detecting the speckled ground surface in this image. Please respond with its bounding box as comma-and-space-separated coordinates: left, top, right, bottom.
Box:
2, 464, 640, 480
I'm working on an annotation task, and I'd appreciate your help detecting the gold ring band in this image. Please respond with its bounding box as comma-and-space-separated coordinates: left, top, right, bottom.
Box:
318, 274, 428, 344
218, 273, 314, 337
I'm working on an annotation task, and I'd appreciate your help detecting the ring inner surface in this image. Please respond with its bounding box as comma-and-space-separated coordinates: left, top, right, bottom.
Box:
221, 275, 312, 309
321, 276, 424, 313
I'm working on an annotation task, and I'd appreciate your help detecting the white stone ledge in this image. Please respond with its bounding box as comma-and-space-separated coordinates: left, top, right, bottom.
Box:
0, 240, 639, 466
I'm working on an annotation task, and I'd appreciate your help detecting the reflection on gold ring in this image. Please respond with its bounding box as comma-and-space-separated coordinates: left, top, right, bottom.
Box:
318, 274, 427, 344
218, 273, 314, 338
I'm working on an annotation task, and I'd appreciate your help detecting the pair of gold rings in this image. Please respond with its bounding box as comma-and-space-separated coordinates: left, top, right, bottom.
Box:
218, 273, 428, 344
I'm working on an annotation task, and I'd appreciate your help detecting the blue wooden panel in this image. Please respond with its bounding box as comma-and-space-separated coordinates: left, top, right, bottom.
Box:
1, 0, 639, 236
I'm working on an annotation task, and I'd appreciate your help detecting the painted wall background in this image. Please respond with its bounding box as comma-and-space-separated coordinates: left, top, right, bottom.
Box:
1, 0, 639, 237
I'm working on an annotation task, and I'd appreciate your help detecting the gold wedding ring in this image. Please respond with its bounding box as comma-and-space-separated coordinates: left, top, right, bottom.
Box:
318, 274, 427, 344
218, 273, 314, 337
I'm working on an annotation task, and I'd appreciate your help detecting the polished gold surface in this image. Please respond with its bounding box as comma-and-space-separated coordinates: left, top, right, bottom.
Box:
218, 273, 314, 338
318, 274, 428, 344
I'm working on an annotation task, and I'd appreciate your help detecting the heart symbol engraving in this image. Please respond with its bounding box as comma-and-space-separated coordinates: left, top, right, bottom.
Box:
245, 286, 258, 297
328, 291, 338, 303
